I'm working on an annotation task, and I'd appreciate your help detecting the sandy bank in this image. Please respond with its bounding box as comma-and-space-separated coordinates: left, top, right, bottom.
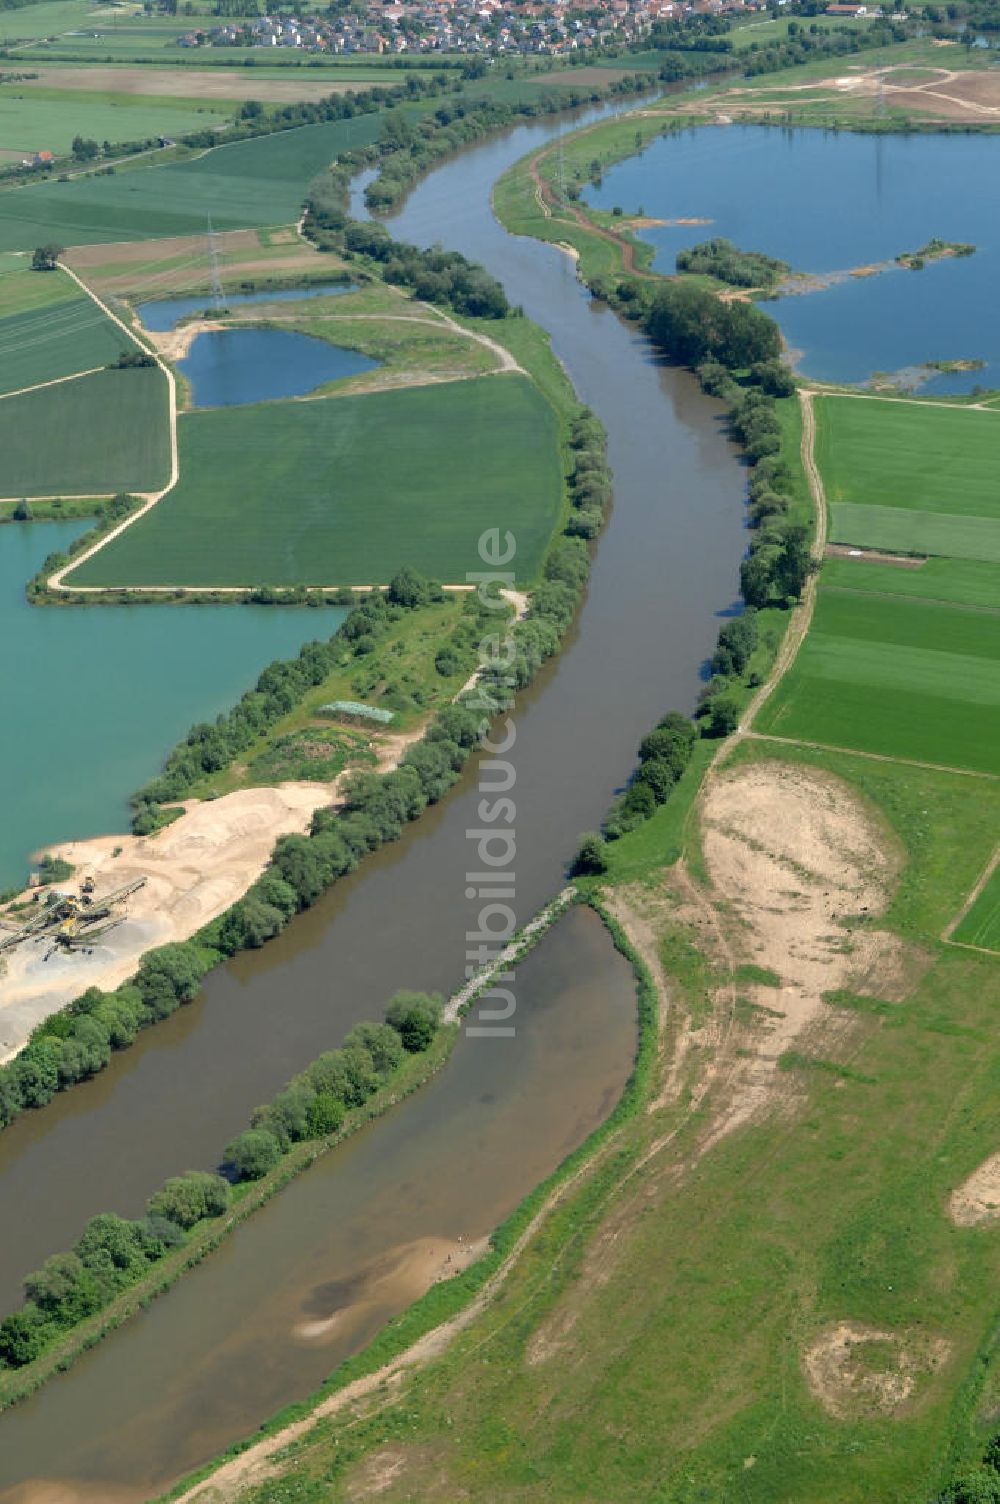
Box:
0, 781, 339, 1063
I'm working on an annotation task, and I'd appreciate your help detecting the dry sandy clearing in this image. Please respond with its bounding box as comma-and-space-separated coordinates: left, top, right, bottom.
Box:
948, 1152, 1000, 1226
804, 1321, 951, 1419
0, 781, 336, 1063
697, 760, 917, 1141
19, 65, 390, 102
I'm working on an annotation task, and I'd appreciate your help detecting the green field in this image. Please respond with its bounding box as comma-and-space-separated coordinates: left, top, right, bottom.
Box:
755, 589, 1000, 773
0, 365, 169, 495
822, 555, 1000, 610
0, 0, 121, 43
815, 397, 1000, 517
69, 374, 560, 586
0, 114, 393, 250
829, 501, 1000, 564
0, 85, 234, 156
953, 865, 1000, 952
0, 290, 137, 393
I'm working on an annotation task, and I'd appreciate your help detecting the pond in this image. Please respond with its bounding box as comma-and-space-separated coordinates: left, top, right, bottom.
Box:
0, 521, 346, 891
135, 282, 356, 332
585, 126, 1000, 393
178, 326, 377, 408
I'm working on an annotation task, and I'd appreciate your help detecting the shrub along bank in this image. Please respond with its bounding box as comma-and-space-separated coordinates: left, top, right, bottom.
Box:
0, 992, 443, 1380
0, 410, 613, 1134
300, 73, 655, 318
562, 256, 813, 872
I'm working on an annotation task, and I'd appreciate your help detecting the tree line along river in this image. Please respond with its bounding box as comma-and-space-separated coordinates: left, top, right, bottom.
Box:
0, 102, 750, 1500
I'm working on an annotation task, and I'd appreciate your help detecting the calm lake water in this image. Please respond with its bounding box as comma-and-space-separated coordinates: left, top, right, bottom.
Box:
586, 126, 1000, 393
178, 327, 376, 407
136, 282, 356, 332
0, 522, 345, 888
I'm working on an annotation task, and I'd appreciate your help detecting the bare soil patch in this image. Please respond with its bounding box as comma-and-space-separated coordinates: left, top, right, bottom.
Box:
21, 65, 385, 101
66, 228, 265, 269
804, 1321, 951, 1419
949, 1152, 1000, 1226
66, 231, 331, 297
826, 543, 927, 568
698, 760, 916, 1139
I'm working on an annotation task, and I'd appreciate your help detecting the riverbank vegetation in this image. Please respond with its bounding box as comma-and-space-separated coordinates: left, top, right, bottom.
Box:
0, 991, 448, 1403
897, 237, 976, 270
675, 235, 789, 289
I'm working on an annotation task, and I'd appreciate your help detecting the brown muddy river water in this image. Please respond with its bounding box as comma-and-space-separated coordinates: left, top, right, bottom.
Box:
0, 101, 748, 1497
0, 906, 636, 1500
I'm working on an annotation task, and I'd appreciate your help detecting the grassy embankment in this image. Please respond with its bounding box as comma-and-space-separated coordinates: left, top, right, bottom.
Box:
494, 37, 1000, 288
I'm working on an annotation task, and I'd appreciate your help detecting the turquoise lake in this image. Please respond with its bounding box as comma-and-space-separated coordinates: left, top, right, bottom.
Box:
586, 127, 1000, 393
178, 327, 376, 407
0, 522, 346, 888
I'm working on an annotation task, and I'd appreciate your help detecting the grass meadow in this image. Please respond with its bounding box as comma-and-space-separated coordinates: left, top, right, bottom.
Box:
69, 374, 561, 586
0, 366, 170, 495
954, 867, 1000, 953
0, 86, 235, 157
754, 589, 1000, 774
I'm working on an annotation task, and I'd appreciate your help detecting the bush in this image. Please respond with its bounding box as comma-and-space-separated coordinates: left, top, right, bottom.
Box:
385, 991, 443, 1052
223, 1128, 282, 1182
573, 832, 609, 875
147, 1172, 231, 1230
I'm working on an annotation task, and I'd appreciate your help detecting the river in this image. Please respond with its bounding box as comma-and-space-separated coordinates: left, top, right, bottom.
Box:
0, 104, 748, 1495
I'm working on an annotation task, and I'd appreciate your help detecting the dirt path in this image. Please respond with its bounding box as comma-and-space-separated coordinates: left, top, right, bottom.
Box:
806, 384, 1000, 414
943, 842, 1000, 942
747, 729, 998, 783
524, 134, 655, 279
0, 365, 105, 404
46, 263, 179, 594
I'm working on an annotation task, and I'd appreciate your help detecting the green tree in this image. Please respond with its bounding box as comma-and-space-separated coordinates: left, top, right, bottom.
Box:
147, 1171, 230, 1229
31, 244, 63, 272
0, 1310, 46, 1367
223, 1128, 282, 1181
574, 832, 609, 875
388, 566, 429, 607
385, 991, 442, 1052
